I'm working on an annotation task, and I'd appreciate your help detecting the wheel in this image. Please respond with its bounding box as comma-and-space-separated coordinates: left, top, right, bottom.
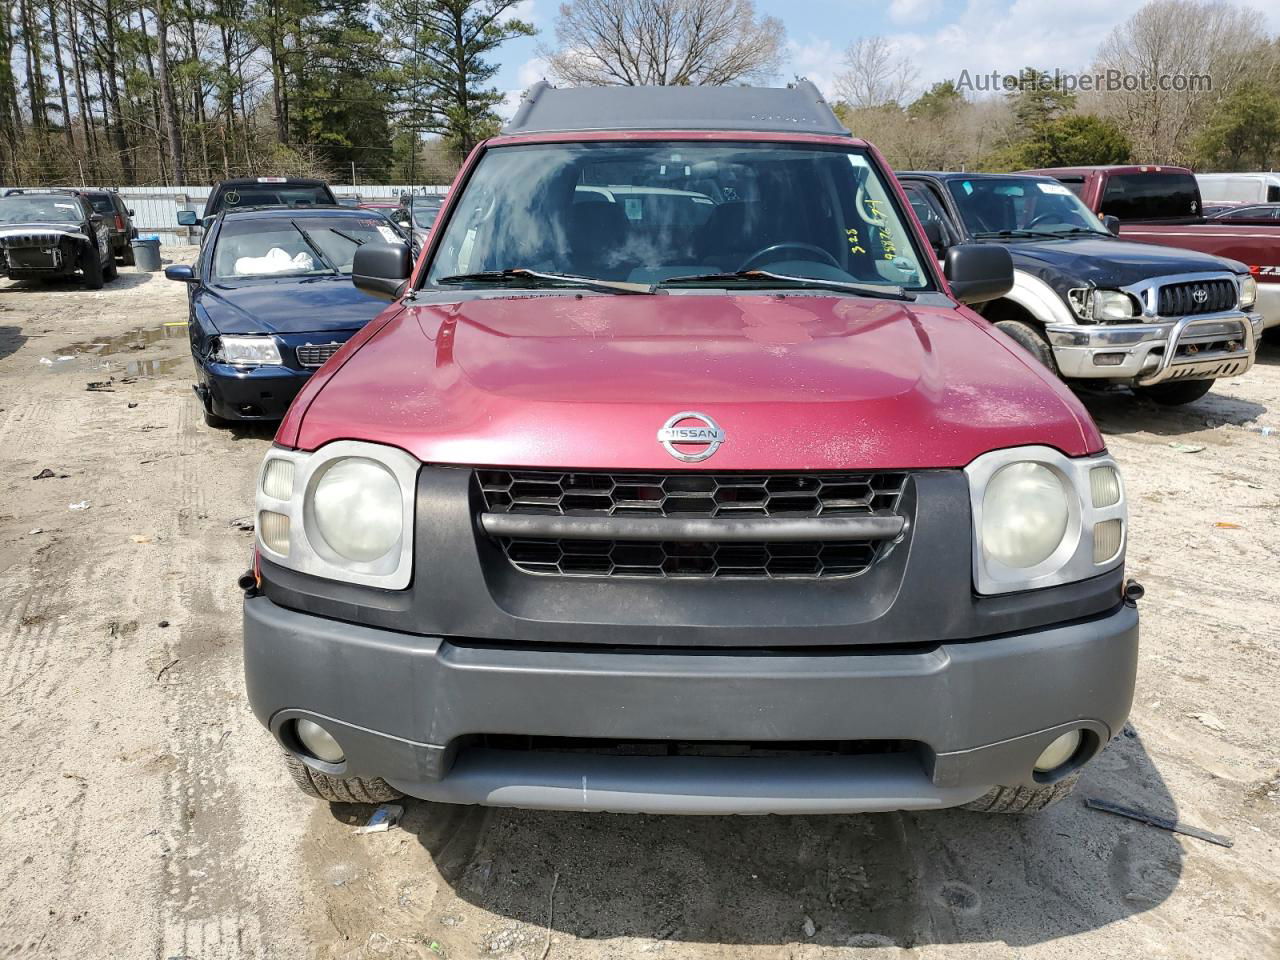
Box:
962, 773, 1079, 814
1136, 379, 1214, 406
81, 246, 104, 289
103, 258, 118, 281
994, 319, 1059, 376
202, 404, 231, 428
283, 752, 403, 803
119, 242, 135, 266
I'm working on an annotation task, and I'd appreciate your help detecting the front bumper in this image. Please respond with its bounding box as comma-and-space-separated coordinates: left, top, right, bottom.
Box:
1047, 312, 1262, 384
244, 595, 1139, 814
197, 361, 311, 421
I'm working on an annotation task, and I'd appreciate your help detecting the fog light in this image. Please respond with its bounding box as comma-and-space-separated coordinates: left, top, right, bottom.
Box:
295, 719, 344, 763
1093, 352, 1126, 366
1034, 730, 1082, 773
259, 510, 290, 554
1093, 518, 1123, 563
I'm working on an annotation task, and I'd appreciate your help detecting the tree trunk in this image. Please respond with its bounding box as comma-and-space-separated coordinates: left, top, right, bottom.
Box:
100, 0, 134, 182
46, 0, 75, 153
154, 2, 186, 183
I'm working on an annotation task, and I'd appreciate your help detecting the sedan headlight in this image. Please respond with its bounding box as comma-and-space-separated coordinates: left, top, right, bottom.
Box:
967, 446, 1125, 594
216, 335, 283, 366
255, 441, 419, 588
1240, 274, 1257, 309
1066, 288, 1137, 322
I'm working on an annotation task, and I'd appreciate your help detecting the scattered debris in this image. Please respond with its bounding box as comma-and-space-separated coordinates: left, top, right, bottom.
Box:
39, 355, 74, 365
1213, 522, 1242, 529
1085, 797, 1233, 848
229, 516, 255, 531
355, 803, 404, 834
1188, 712, 1226, 732
158, 620, 170, 628
155, 659, 179, 682
86, 380, 115, 392
1167, 442, 1205, 454
33, 468, 68, 480
130, 535, 153, 544
68, 500, 91, 510
127, 402, 138, 409
27, 528, 42, 535
802, 916, 816, 938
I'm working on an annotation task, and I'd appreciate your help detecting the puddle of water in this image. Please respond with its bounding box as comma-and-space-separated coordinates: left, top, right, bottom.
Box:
42, 322, 188, 378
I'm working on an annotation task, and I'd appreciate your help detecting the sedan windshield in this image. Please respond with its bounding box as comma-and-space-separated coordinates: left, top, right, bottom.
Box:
947, 177, 1110, 237
212, 215, 403, 278
0, 196, 83, 223
424, 141, 928, 291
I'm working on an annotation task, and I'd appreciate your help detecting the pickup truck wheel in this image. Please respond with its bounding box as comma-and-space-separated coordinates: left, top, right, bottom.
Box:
283, 752, 403, 803
1136, 379, 1214, 406
961, 773, 1079, 814
81, 247, 104, 289
994, 319, 1059, 376
103, 259, 118, 282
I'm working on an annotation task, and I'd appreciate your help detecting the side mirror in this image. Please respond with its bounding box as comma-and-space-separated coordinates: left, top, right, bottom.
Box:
352, 241, 413, 301
922, 219, 946, 254
164, 264, 196, 283
128, 208, 135, 216
176, 210, 198, 226
1102, 214, 1120, 236
944, 244, 1013, 304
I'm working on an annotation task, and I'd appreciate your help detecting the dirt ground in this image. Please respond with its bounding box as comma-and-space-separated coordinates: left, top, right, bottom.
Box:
0, 254, 1277, 960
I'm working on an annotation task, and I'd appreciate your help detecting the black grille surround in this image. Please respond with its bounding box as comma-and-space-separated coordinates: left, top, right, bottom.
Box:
1156, 278, 1236, 317
295, 341, 344, 367
477, 469, 909, 580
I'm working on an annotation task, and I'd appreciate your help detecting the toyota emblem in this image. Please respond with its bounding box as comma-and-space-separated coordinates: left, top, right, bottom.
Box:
657, 411, 725, 462
1192, 287, 1209, 305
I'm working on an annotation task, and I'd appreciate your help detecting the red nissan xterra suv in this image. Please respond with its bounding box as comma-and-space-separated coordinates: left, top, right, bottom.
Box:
243, 82, 1138, 816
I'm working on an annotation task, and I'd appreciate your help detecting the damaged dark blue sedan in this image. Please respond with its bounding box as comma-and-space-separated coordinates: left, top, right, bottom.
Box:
165, 206, 407, 426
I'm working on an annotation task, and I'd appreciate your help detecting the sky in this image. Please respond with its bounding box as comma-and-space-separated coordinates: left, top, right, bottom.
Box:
493, 0, 1280, 119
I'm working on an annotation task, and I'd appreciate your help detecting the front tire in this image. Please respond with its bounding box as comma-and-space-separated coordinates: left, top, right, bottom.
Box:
1136, 379, 1214, 406
81, 246, 104, 289
961, 773, 1079, 814
283, 752, 403, 803
103, 258, 118, 282
995, 319, 1059, 377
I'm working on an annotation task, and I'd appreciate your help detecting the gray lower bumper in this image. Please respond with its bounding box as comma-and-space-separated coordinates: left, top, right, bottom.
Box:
1047, 312, 1262, 384
244, 596, 1138, 814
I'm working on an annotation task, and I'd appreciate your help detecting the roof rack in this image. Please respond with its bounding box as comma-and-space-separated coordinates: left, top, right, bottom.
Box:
503, 80, 850, 138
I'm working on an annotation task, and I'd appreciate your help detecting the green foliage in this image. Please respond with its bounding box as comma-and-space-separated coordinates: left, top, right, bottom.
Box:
908, 81, 963, 121
1194, 81, 1280, 170
1007, 66, 1075, 134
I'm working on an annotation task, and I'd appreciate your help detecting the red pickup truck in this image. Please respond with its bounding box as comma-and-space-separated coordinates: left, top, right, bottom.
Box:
1026, 165, 1280, 329
243, 82, 1138, 818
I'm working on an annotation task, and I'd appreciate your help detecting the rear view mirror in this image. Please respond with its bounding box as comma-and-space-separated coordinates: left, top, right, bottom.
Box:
1102, 214, 1120, 236
944, 244, 1013, 304
176, 210, 198, 226
352, 241, 413, 301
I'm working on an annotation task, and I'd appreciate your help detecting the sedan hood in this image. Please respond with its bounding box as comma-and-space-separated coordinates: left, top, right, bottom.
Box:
1009, 236, 1240, 296
198, 275, 387, 335
288, 292, 1100, 471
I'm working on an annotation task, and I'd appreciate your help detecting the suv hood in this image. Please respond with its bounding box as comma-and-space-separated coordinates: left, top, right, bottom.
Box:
289, 293, 1100, 471
0, 223, 90, 245
199, 275, 386, 335
1009, 236, 1243, 295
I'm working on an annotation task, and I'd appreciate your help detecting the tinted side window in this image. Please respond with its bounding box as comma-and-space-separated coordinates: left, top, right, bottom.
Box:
88, 195, 114, 214
1054, 177, 1085, 198
1269, 185, 1280, 203
1100, 173, 1200, 220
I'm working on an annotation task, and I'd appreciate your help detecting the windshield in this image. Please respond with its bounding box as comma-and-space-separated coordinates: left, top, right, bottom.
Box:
412, 198, 442, 226
424, 141, 928, 291
214, 185, 333, 211
946, 178, 1109, 237
212, 215, 402, 278
1100, 173, 1199, 220
0, 196, 83, 224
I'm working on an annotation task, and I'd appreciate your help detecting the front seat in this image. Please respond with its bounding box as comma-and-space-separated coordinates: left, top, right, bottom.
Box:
568, 201, 629, 277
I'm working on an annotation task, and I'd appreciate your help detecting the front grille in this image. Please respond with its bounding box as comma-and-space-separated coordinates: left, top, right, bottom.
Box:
295, 342, 343, 367
1156, 279, 1236, 317
478, 469, 908, 579
466, 734, 919, 759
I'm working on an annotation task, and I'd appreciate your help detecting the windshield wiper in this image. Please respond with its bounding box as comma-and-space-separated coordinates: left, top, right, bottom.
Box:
329, 228, 366, 247
660, 270, 914, 300
971, 229, 1053, 240
288, 219, 338, 274
435, 268, 655, 295
1047, 227, 1113, 238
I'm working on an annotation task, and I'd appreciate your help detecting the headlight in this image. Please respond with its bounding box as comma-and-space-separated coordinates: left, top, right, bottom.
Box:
312, 458, 403, 562
967, 446, 1126, 594
1066, 288, 1137, 322
981, 463, 1070, 568
1240, 274, 1257, 309
255, 441, 418, 588
216, 335, 282, 366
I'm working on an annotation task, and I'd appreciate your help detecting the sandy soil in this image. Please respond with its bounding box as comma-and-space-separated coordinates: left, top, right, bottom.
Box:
0, 256, 1277, 960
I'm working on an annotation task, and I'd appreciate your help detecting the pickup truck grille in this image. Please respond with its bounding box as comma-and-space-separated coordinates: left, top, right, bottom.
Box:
295, 342, 343, 367
477, 470, 909, 579
1157, 278, 1236, 317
